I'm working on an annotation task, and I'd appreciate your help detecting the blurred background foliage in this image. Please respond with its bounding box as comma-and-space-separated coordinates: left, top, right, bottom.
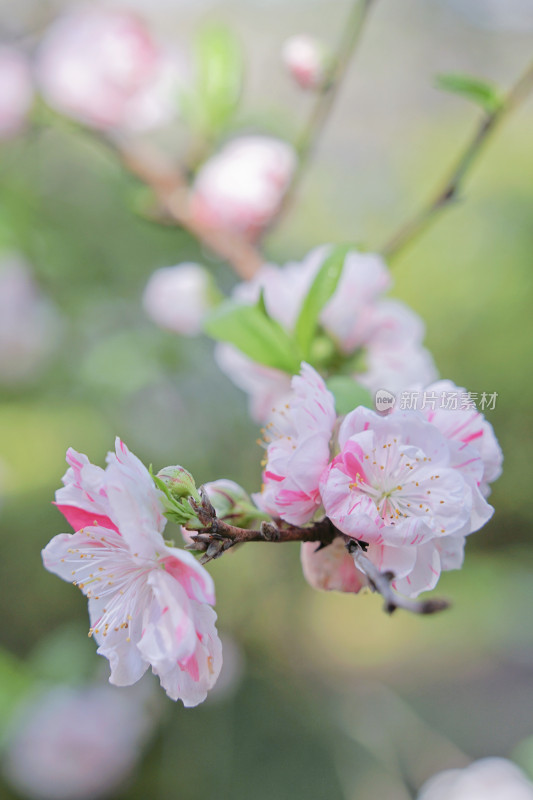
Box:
0, 0, 532, 798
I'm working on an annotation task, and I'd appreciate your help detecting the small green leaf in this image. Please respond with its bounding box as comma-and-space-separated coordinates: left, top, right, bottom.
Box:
184, 23, 244, 137
326, 376, 373, 416
204, 299, 301, 373
435, 73, 503, 113
295, 245, 351, 358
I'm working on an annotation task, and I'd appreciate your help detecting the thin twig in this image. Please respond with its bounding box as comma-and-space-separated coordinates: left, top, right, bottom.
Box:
115, 140, 263, 280
274, 0, 377, 224
345, 539, 449, 615
187, 488, 449, 616
381, 59, 533, 260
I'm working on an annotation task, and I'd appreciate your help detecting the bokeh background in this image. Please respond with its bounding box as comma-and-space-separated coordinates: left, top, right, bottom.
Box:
1, 0, 533, 798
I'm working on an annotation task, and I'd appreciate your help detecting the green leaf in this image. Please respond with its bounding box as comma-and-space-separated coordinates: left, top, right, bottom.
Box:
295, 245, 351, 358
204, 299, 301, 374
326, 376, 373, 416
186, 23, 244, 137
435, 73, 503, 113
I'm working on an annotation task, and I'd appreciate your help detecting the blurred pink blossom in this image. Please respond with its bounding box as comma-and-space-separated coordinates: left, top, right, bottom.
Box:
301, 538, 368, 593
282, 34, 328, 90
43, 438, 222, 706
418, 758, 533, 800
0, 255, 61, 384
37, 5, 184, 132
216, 246, 437, 422
0, 46, 33, 138
2, 682, 155, 800
143, 263, 215, 336
190, 136, 296, 238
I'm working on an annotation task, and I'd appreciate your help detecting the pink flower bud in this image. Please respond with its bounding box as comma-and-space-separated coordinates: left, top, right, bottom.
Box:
282, 35, 328, 90
37, 6, 184, 132
190, 136, 296, 238
143, 263, 215, 336
0, 47, 33, 139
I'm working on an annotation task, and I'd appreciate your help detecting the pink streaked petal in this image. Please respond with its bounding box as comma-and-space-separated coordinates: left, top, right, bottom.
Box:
157, 602, 222, 707
162, 548, 216, 606
138, 570, 197, 673
54, 503, 118, 534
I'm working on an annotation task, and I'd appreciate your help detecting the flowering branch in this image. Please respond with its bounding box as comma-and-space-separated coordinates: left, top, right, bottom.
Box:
381, 59, 533, 260
188, 487, 337, 560
115, 139, 263, 280
275, 0, 377, 222
187, 488, 449, 616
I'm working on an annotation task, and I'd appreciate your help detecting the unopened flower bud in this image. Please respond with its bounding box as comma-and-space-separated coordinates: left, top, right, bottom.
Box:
281, 35, 329, 91
190, 136, 296, 238
143, 263, 218, 336
157, 465, 199, 502
203, 479, 268, 528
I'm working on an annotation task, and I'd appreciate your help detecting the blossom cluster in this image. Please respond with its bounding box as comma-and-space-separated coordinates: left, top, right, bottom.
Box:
215, 246, 437, 421
42, 439, 222, 707
255, 363, 502, 598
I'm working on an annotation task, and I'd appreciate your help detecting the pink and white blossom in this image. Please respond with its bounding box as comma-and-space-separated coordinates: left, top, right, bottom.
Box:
417, 758, 533, 800
282, 34, 328, 90
301, 538, 368, 594
143, 263, 215, 336
253, 363, 336, 525
0, 46, 33, 138
37, 6, 184, 132
320, 406, 493, 596
43, 438, 222, 707
405, 379, 503, 497
215, 246, 437, 422
2, 682, 155, 800
190, 136, 296, 238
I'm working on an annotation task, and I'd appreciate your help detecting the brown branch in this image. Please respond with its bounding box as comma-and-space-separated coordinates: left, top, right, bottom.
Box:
189, 516, 338, 562
381, 59, 533, 260
115, 140, 263, 280
187, 487, 449, 616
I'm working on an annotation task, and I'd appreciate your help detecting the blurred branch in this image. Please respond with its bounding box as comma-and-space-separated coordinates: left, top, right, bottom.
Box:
188, 488, 449, 617
345, 540, 450, 616
115, 140, 263, 280
381, 59, 533, 260
272, 0, 377, 225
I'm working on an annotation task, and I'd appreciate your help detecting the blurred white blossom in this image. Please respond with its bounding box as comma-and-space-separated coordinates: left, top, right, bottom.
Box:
143, 262, 216, 335
418, 758, 533, 800
2, 682, 157, 800
190, 136, 296, 238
